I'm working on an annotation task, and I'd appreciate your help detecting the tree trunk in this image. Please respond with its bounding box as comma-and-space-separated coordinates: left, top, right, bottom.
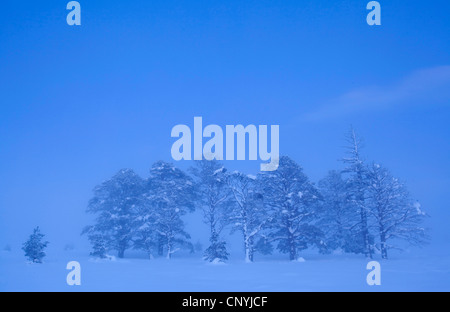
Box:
243, 226, 253, 263
289, 234, 297, 261
380, 230, 388, 259
357, 168, 372, 259
248, 236, 254, 262
158, 235, 164, 256
166, 232, 173, 260
360, 207, 371, 259
244, 238, 254, 263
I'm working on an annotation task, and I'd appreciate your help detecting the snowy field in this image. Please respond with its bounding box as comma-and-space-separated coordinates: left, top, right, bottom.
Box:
1, 248, 449, 292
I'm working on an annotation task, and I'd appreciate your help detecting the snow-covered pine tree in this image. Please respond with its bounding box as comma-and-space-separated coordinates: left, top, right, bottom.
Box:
259, 156, 323, 261
190, 160, 231, 262
83, 169, 144, 258
318, 170, 357, 253
22, 226, 49, 263
366, 163, 428, 259
88, 233, 107, 258
341, 127, 373, 258
227, 171, 270, 262
132, 194, 158, 259
143, 161, 195, 259
203, 232, 229, 262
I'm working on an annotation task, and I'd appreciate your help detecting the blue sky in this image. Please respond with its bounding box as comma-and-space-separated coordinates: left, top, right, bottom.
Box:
0, 1, 449, 252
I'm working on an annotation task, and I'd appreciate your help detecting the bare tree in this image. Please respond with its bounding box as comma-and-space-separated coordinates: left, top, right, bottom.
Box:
227, 171, 270, 262
366, 163, 428, 259
341, 127, 372, 258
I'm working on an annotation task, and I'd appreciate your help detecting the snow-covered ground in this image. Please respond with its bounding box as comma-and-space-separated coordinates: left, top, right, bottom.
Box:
1, 248, 449, 291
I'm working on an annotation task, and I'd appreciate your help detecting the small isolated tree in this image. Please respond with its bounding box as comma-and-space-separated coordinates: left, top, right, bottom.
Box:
204, 232, 229, 262
366, 163, 428, 259
88, 233, 107, 259
22, 227, 49, 263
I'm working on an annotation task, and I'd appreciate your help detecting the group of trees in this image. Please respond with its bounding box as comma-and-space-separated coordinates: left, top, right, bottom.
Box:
83, 129, 428, 261
82, 162, 196, 260
317, 129, 428, 259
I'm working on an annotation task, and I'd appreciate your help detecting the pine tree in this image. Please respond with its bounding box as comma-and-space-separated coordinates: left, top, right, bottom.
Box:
83, 169, 144, 258
191, 160, 231, 262
142, 161, 196, 259
88, 233, 107, 258
132, 198, 158, 259
260, 156, 323, 261
22, 227, 49, 263
203, 232, 229, 262
318, 170, 357, 253
366, 163, 428, 259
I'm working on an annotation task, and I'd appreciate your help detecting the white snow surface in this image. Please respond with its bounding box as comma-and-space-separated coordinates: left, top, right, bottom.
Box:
1, 248, 449, 291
